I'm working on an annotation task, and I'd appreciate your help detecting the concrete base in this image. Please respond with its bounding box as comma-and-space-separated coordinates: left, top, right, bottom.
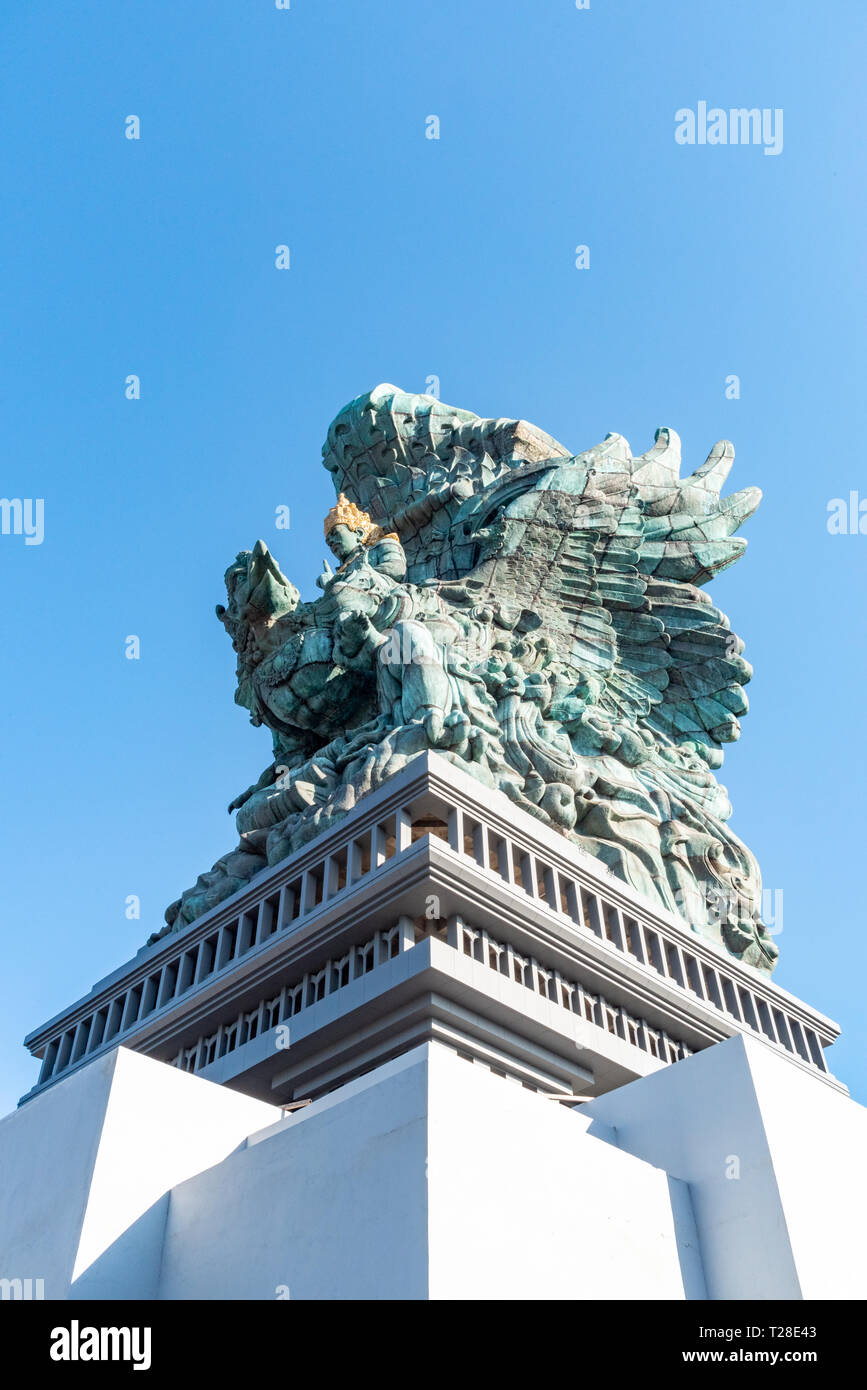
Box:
1, 1036, 865, 1300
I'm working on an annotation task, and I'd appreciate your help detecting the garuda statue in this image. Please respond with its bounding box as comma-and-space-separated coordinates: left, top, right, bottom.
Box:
156, 385, 778, 975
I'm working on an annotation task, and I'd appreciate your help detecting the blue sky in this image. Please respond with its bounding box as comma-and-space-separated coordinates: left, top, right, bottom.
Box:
1, 0, 864, 1113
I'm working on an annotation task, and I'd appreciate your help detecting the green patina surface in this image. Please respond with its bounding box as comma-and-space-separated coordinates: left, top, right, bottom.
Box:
155, 385, 776, 974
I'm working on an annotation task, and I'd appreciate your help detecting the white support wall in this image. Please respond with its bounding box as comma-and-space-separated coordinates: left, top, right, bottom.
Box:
1, 1036, 865, 1300
423, 1045, 704, 1301
586, 1032, 867, 1300
0, 1048, 276, 1300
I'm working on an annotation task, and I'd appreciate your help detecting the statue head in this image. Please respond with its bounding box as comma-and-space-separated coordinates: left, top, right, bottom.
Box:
324, 493, 384, 562
326, 522, 367, 562
216, 540, 300, 648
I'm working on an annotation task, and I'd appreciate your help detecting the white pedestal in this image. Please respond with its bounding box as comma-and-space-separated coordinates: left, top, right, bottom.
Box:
1, 1034, 865, 1300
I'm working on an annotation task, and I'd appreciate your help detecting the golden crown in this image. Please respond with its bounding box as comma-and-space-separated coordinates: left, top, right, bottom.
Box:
323, 493, 398, 546
323, 493, 374, 540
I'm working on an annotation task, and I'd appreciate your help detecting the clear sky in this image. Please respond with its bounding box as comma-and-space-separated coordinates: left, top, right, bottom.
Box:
1, 0, 864, 1113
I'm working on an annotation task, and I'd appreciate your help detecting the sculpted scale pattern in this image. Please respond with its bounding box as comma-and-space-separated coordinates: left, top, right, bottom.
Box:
155, 385, 777, 975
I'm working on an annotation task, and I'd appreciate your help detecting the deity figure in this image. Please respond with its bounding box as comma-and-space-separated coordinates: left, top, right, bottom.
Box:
158, 385, 777, 977
317, 492, 406, 588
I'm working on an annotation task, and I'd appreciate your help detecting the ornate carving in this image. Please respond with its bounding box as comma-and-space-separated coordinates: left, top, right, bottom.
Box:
156, 385, 777, 975
323, 492, 397, 547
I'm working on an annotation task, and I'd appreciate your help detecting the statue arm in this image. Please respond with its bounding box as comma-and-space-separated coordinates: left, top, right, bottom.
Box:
227, 762, 277, 814
369, 537, 407, 581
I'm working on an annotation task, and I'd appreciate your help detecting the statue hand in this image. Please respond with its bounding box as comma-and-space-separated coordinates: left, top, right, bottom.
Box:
335, 608, 376, 657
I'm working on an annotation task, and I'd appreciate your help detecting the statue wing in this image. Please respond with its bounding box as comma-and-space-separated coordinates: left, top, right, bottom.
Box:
450, 428, 759, 754
320, 386, 759, 754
